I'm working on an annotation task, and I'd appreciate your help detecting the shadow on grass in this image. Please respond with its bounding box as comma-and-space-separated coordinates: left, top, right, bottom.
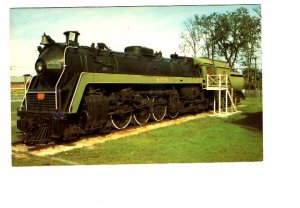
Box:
230, 111, 263, 132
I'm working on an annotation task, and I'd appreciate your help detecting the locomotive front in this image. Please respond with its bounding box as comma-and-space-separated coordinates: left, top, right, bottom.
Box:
17, 31, 81, 145
35, 31, 81, 86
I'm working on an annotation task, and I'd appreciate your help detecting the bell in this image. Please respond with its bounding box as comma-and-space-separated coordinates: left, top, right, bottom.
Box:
40, 33, 50, 45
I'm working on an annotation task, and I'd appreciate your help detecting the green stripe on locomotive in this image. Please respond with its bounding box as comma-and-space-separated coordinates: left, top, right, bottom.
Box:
68, 58, 244, 113
68, 72, 204, 113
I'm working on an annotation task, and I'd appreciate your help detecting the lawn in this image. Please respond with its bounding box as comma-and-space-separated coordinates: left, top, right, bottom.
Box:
12, 91, 263, 166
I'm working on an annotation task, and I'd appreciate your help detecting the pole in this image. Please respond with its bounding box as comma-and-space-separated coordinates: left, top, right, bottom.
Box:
231, 88, 234, 112
218, 74, 221, 114
225, 75, 228, 114
214, 92, 216, 114
23, 75, 27, 93
254, 57, 257, 92
219, 89, 221, 114
248, 61, 250, 92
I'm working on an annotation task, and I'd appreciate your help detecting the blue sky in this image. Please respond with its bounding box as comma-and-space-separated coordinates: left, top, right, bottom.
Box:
10, 5, 260, 75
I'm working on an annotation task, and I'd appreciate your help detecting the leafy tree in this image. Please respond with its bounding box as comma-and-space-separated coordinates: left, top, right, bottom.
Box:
181, 7, 261, 70
212, 8, 261, 69
239, 7, 261, 88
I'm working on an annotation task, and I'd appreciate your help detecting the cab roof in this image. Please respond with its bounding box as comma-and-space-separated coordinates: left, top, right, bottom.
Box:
194, 57, 230, 68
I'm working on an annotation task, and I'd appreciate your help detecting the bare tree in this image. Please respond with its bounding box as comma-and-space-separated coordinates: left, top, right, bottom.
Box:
179, 18, 201, 57
195, 13, 218, 59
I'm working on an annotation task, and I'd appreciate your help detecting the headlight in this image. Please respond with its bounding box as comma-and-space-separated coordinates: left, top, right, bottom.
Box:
35, 59, 45, 74
36, 63, 43, 72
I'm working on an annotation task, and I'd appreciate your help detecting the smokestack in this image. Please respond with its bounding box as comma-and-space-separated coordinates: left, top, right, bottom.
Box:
63, 31, 80, 46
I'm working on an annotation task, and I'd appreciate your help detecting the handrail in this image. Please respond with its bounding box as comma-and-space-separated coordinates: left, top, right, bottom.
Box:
206, 74, 228, 89
54, 46, 78, 110
22, 74, 34, 110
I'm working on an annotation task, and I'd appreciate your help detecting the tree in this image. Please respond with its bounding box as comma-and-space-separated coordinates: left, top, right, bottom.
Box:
179, 18, 201, 58
181, 7, 261, 70
211, 8, 261, 69
239, 7, 261, 88
195, 13, 218, 59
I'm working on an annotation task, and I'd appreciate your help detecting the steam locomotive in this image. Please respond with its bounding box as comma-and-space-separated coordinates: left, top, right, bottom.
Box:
17, 31, 244, 145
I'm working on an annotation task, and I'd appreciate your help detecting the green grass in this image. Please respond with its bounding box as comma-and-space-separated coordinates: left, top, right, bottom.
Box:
53, 116, 262, 165
12, 91, 263, 166
12, 154, 67, 166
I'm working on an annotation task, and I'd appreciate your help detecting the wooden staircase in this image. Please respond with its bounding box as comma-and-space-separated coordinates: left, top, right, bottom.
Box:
205, 74, 237, 115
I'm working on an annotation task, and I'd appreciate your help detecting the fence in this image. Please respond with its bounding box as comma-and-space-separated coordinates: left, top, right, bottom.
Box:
11, 75, 32, 102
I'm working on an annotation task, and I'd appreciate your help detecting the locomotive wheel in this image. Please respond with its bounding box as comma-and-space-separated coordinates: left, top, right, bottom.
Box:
133, 95, 151, 125
168, 111, 179, 119
111, 112, 132, 130
151, 97, 167, 121
167, 93, 180, 119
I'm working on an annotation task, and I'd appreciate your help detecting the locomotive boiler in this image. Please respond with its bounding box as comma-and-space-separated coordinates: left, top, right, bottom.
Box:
17, 31, 244, 145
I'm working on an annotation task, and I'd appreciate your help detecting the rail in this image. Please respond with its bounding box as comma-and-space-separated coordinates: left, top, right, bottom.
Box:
206, 74, 228, 90
23, 75, 33, 110
54, 46, 78, 110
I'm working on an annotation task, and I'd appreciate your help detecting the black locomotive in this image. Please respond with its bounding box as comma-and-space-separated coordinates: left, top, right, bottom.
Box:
17, 31, 244, 145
